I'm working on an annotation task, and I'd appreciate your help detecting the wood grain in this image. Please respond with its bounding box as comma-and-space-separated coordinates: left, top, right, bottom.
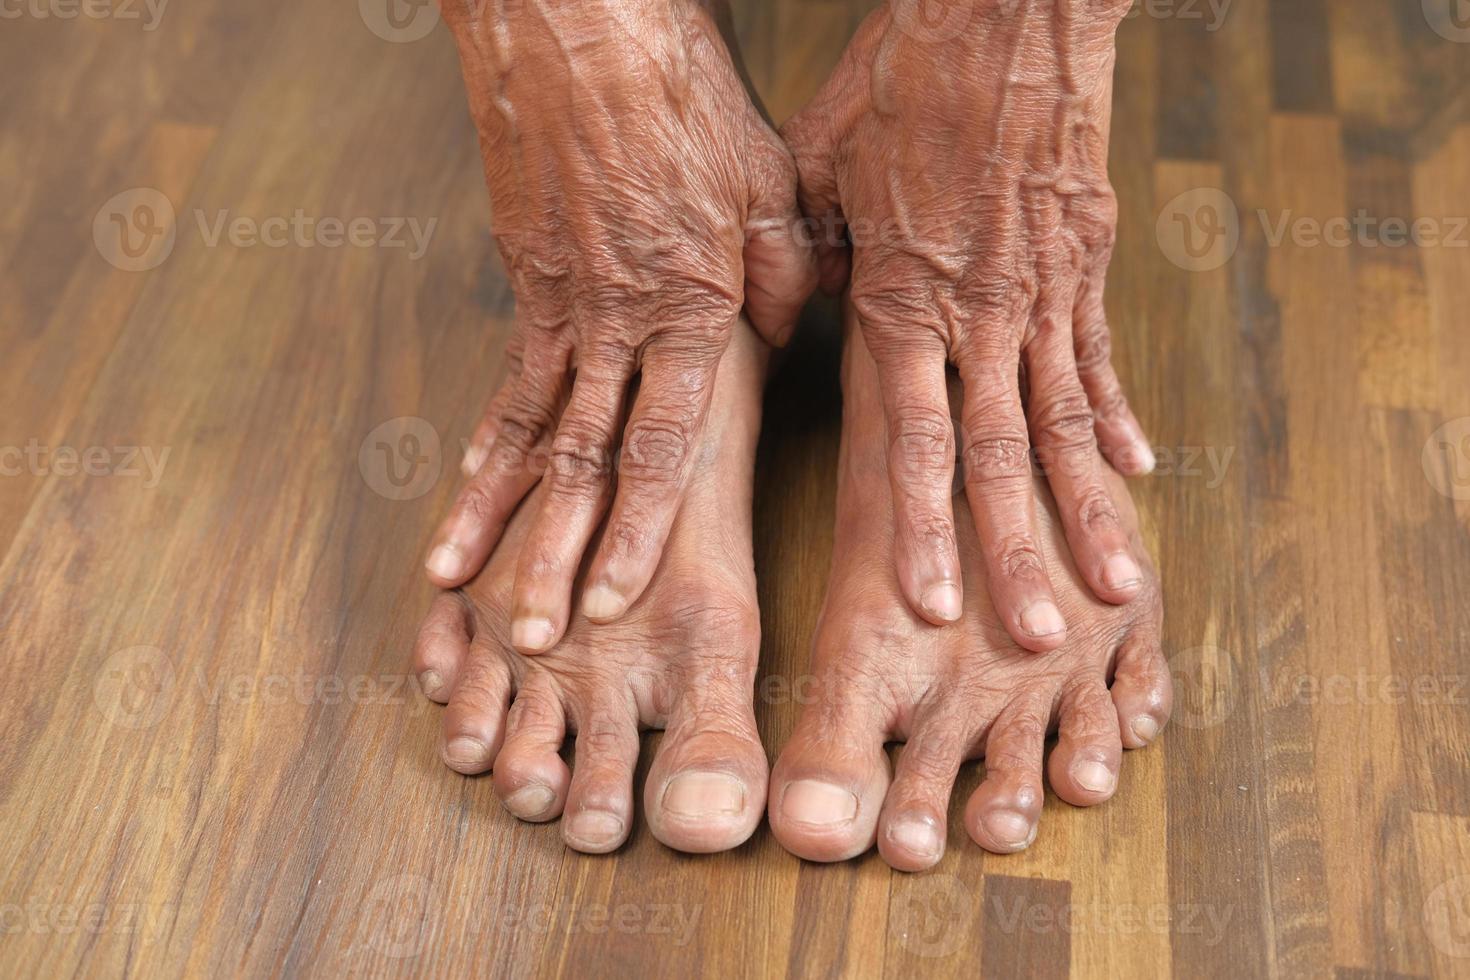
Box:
1, 0, 1467, 976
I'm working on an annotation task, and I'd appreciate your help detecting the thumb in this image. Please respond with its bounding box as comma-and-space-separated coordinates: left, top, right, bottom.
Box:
742, 128, 819, 348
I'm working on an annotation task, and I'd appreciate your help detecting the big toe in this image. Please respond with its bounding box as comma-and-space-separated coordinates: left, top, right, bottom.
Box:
645, 694, 767, 854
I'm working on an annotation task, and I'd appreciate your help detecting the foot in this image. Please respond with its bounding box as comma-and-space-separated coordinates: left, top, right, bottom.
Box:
412, 325, 769, 855
767, 318, 1170, 871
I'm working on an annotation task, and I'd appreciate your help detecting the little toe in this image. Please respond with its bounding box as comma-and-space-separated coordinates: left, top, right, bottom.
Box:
561, 701, 641, 854
491, 676, 570, 821
965, 698, 1047, 854
768, 674, 892, 862
1047, 679, 1123, 806
439, 639, 512, 775
413, 592, 472, 704
646, 679, 767, 854
1110, 633, 1173, 749
877, 709, 972, 872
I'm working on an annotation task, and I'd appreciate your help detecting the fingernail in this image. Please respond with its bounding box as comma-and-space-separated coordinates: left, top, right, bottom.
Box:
1019, 600, 1065, 638
582, 584, 628, 621
503, 783, 556, 818
983, 809, 1033, 850
1101, 553, 1142, 591
1071, 760, 1116, 794
419, 670, 444, 698
1132, 716, 1160, 743
888, 814, 943, 859
921, 582, 963, 622
780, 779, 858, 826
1132, 440, 1156, 474
565, 810, 625, 847
443, 735, 488, 769
426, 544, 465, 581
511, 617, 556, 652
462, 445, 487, 476
662, 772, 745, 817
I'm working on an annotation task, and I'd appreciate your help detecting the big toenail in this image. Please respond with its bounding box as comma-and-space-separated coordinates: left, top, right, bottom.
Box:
1071, 760, 1116, 794
511, 617, 556, 651
921, 583, 963, 622
1020, 600, 1065, 638
443, 736, 488, 768
582, 584, 628, 621
503, 783, 556, 818
662, 772, 745, 817
983, 810, 1032, 849
565, 810, 625, 846
1101, 553, 1142, 591
781, 780, 858, 825
1132, 716, 1160, 743
419, 670, 444, 698
426, 545, 465, 581
888, 814, 942, 858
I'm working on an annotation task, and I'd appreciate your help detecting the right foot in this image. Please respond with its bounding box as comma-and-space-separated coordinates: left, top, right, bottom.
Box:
768, 321, 1171, 871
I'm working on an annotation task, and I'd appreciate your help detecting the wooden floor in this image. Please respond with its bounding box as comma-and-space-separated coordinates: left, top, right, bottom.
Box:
3, 0, 1469, 976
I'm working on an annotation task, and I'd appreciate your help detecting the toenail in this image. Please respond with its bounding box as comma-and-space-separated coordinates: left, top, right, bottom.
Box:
426, 545, 466, 581
582, 584, 628, 621
565, 810, 625, 846
443, 735, 488, 768
419, 670, 444, 698
503, 783, 556, 818
1071, 760, 1117, 794
888, 814, 942, 859
462, 445, 487, 476
511, 617, 556, 652
983, 810, 1033, 850
1019, 600, 1065, 638
1132, 716, 1160, 743
1101, 552, 1142, 591
921, 582, 963, 622
781, 780, 858, 826
662, 771, 745, 818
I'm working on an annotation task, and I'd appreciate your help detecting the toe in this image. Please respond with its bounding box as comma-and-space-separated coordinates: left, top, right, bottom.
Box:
413, 593, 471, 704
646, 676, 767, 854
964, 697, 1047, 854
1047, 679, 1123, 806
491, 675, 570, 821
439, 637, 512, 774
768, 673, 892, 862
1110, 632, 1173, 749
877, 708, 972, 872
561, 700, 641, 854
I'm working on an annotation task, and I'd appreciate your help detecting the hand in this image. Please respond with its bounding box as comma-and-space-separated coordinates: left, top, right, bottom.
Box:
427, 0, 814, 653
782, 0, 1153, 651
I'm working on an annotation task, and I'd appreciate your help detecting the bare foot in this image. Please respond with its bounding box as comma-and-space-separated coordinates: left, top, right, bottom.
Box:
768, 317, 1170, 871
412, 326, 768, 855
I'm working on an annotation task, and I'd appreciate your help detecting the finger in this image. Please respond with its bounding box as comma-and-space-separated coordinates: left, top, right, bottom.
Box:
510, 359, 632, 654
1024, 316, 1144, 606
778, 109, 849, 295
491, 675, 571, 822
440, 636, 513, 775
964, 695, 1048, 854
954, 346, 1066, 652
743, 128, 819, 347
563, 700, 642, 854
412, 592, 472, 703
425, 339, 569, 588
580, 342, 720, 623
861, 324, 964, 626
1073, 267, 1153, 476
1047, 678, 1124, 807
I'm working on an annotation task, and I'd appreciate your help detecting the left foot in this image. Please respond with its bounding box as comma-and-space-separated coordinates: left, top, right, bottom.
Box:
411, 325, 769, 855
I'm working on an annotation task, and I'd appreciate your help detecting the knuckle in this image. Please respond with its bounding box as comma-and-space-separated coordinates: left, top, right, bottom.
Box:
1031, 391, 1096, 451
456, 481, 500, 524
620, 417, 694, 484
904, 510, 958, 552
890, 409, 956, 473
991, 534, 1046, 582
1073, 327, 1114, 373
962, 435, 1033, 486
1074, 487, 1122, 533
547, 429, 611, 494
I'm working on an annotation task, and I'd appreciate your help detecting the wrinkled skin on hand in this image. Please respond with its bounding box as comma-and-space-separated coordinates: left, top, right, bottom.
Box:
427, 0, 815, 655
781, 0, 1154, 651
